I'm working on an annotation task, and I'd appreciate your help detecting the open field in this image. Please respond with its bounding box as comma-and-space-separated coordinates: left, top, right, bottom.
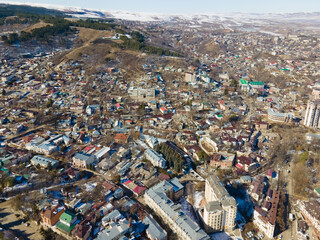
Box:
57, 27, 120, 65
23, 20, 52, 32
0, 200, 43, 240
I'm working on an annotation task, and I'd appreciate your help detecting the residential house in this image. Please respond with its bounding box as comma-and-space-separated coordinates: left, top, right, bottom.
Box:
74, 220, 92, 240
210, 152, 235, 169
250, 175, 266, 202
60, 167, 81, 181
114, 134, 129, 144
300, 200, 320, 239
96, 220, 130, 240
73, 152, 96, 168
253, 190, 279, 239
56, 211, 77, 234
102, 210, 122, 226
41, 205, 65, 226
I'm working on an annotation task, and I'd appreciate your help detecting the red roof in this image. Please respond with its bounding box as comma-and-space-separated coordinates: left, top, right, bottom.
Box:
114, 133, 128, 141
267, 169, 273, 176
158, 173, 170, 181
236, 163, 243, 169
124, 180, 132, 185
133, 185, 146, 195
83, 145, 95, 152
102, 181, 117, 191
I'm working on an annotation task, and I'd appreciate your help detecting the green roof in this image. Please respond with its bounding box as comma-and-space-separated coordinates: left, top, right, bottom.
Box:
315, 188, 320, 195
23, 174, 31, 179
59, 212, 76, 224
56, 222, 75, 233
216, 114, 223, 118
0, 167, 9, 174
249, 81, 264, 86
240, 79, 264, 86
240, 79, 248, 85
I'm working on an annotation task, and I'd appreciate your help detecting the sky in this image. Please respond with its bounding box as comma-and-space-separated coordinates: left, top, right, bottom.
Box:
1, 0, 320, 14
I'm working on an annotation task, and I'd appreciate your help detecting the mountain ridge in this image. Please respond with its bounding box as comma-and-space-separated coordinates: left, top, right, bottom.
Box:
2, 1, 320, 23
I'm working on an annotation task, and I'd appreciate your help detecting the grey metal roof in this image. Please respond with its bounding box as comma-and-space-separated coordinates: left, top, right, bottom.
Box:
207, 174, 237, 207
143, 215, 167, 240
96, 220, 130, 240
73, 152, 93, 161
169, 177, 184, 193
204, 201, 223, 212
146, 180, 210, 240
102, 209, 122, 223
30, 155, 59, 167
145, 148, 166, 166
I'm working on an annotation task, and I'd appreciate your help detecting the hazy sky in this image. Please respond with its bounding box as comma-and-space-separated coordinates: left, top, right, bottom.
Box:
2, 0, 320, 14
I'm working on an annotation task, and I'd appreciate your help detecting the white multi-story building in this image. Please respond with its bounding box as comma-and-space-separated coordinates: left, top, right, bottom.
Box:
199, 136, 218, 155
185, 72, 196, 82
239, 79, 265, 92
202, 174, 237, 233
128, 87, 155, 100
144, 179, 209, 240
73, 152, 96, 169
304, 100, 320, 128
144, 148, 166, 168
268, 108, 293, 123
30, 155, 59, 168
25, 134, 71, 155
143, 215, 167, 240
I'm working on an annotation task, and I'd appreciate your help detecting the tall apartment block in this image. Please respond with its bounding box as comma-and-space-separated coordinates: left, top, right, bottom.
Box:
201, 174, 237, 233
304, 100, 320, 128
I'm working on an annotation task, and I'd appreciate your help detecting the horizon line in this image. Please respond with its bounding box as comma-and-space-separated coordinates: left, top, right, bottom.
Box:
1, 1, 320, 15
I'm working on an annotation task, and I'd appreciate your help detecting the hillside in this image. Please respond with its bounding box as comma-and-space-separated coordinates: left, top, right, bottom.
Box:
0, 4, 184, 77
23, 20, 52, 32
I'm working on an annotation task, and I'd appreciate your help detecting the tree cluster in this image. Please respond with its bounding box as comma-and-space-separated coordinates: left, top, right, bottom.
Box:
0, 6, 180, 59
117, 35, 181, 57
197, 150, 209, 163
71, 19, 117, 30
292, 161, 310, 196
0, 4, 63, 19
4, 20, 74, 44
276, 193, 288, 234
0, 16, 38, 25
0, 175, 15, 188
40, 227, 56, 240
154, 143, 184, 173
2, 16, 122, 45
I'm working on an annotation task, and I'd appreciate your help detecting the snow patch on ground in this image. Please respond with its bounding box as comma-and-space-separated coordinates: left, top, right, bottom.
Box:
84, 182, 97, 192
211, 231, 243, 240
180, 197, 198, 224
235, 190, 254, 219
193, 191, 204, 209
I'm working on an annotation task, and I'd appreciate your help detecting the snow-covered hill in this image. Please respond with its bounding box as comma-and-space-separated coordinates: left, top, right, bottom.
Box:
2, 1, 320, 25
